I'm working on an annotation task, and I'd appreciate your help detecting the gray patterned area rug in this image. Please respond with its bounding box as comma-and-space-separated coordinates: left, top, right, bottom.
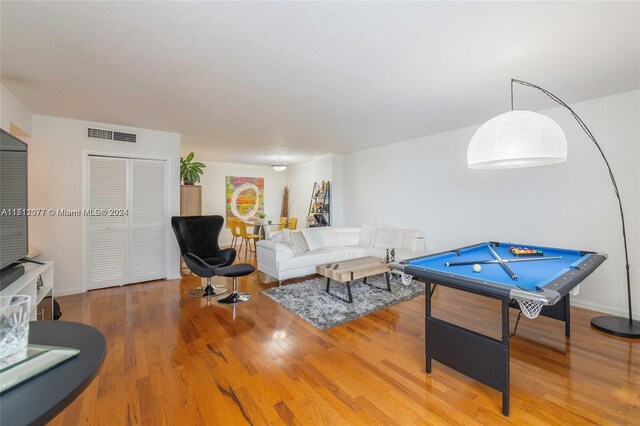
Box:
263, 274, 425, 330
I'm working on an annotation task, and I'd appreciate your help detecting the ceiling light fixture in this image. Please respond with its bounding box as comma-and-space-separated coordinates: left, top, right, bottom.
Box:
271, 157, 287, 171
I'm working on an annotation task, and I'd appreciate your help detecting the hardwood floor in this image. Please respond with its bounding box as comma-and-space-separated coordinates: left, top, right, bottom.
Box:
50, 255, 639, 425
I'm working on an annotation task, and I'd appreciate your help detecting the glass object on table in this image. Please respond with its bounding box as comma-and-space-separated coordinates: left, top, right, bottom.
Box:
0, 295, 31, 368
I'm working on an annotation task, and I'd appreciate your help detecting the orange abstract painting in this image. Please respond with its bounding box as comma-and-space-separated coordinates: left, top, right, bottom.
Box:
225, 176, 264, 224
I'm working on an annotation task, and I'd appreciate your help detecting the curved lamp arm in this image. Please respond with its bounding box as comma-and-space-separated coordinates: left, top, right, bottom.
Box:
512, 79, 635, 334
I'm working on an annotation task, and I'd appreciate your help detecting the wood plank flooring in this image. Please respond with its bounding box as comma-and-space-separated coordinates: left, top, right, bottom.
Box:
50, 255, 639, 425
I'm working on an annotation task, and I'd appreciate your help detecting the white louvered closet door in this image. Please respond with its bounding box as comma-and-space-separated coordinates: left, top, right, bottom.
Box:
88, 156, 130, 289
0, 150, 28, 267
130, 159, 166, 283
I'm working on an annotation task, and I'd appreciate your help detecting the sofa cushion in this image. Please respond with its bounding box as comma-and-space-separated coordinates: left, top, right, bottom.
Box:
373, 227, 403, 249
278, 250, 330, 270
335, 228, 360, 246
324, 245, 371, 262
319, 228, 339, 247
358, 224, 374, 246
300, 228, 325, 250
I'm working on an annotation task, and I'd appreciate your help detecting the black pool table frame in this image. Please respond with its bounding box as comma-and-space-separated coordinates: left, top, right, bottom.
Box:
393, 242, 607, 416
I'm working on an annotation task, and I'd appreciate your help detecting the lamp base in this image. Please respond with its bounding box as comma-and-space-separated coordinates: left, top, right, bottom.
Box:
591, 316, 640, 338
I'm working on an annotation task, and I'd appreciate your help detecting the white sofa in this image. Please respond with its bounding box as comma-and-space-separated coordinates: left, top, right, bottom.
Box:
256, 225, 427, 283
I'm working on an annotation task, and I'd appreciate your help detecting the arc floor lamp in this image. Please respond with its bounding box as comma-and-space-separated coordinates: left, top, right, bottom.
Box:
467, 78, 639, 338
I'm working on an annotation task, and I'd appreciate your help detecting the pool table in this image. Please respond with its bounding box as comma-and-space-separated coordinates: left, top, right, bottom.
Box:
392, 241, 607, 416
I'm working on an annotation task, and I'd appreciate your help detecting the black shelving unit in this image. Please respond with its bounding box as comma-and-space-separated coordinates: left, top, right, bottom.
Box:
307, 181, 330, 227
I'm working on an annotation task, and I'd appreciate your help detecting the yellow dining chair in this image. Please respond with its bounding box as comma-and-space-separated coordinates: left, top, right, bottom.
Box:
238, 220, 261, 257
287, 217, 298, 230
228, 218, 241, 248
278, 217, 288, 230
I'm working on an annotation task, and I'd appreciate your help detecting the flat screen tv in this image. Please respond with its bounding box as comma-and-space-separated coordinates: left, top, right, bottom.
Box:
0, 129, 28, 271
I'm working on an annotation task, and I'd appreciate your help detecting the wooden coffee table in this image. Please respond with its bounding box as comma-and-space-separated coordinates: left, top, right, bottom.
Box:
315, 256, 391, 303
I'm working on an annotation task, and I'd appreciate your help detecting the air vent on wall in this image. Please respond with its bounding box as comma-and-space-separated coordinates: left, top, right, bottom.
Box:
87, 127, 137, 143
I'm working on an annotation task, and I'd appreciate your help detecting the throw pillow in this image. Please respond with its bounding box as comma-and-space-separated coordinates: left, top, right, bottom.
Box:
319, 228, 338, 247
373, 227, 403, 249
271, 229, 293, 246
290, 231, 310, 253
271, 229, 309, 254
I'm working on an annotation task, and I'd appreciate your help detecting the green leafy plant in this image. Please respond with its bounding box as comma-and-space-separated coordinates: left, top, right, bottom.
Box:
180, 152, 206, 184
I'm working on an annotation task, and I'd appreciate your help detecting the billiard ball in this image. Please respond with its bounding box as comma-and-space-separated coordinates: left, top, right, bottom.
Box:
473, 264, 482, 272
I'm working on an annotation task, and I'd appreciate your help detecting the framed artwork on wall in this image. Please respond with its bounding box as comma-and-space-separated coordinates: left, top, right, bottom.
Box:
225, 176, 264, 224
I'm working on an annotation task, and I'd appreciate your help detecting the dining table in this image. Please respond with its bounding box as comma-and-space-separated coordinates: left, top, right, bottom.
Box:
247, 220, 283, 239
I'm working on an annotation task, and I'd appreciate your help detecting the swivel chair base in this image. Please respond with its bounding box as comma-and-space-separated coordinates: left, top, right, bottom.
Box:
218, 291, 252, 305
216, 266, 254, 305
188, 277, 228, 298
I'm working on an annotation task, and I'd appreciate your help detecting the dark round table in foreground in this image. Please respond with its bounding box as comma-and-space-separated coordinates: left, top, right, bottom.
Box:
0, 321, 106, 426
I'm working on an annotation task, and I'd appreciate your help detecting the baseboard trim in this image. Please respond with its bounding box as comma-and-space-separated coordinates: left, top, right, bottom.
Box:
55, 288, 84, 297
570, 299, 631, 318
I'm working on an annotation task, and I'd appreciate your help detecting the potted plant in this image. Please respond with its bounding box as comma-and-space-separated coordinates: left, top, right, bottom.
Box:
180, 152, 206, 185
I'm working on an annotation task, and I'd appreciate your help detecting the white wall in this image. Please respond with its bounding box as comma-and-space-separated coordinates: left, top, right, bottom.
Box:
198, 161, 287, 245
30, 115, 181, 296
1, 84, 33, 135
330, 153, 345, 227
286, 154, 337, 227
342, 90, 640, 318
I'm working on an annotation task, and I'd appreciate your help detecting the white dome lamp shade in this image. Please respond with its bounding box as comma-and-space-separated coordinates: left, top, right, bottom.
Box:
477, 79, 639, 338
467, 111, 568, 169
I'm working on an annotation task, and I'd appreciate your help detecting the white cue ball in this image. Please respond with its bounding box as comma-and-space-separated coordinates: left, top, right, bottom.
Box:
473, 264, 482, 272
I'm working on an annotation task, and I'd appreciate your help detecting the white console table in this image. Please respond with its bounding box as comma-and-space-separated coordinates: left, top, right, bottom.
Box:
0, 261, 54, 320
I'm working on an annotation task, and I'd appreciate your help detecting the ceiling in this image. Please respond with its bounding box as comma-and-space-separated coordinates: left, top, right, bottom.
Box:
1, 2, 639, 165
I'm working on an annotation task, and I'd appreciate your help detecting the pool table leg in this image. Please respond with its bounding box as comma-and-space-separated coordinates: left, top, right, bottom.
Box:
425, 281, 432, 374
501, 300, 510, 416
564, 295, 571, 338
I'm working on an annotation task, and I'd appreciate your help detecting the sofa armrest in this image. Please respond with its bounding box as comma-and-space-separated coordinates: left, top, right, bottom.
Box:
256, 240, 294, 260
402, 230, 425, 251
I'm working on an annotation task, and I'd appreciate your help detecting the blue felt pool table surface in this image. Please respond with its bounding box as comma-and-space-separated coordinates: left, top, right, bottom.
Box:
404, 243, 589, 292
